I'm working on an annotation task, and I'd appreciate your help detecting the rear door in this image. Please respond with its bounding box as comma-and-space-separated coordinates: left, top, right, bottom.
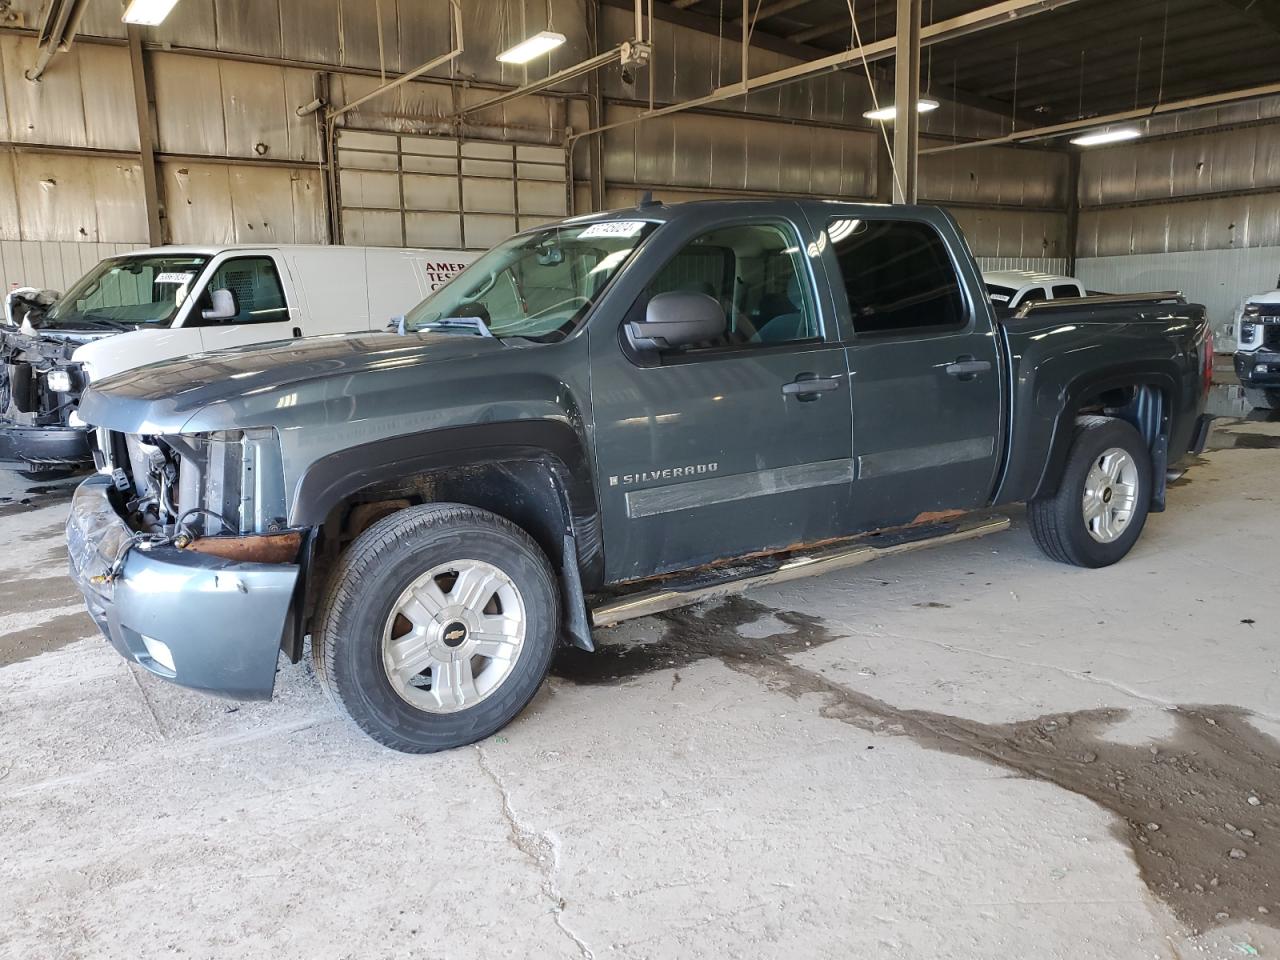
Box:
815, 212, 1003, 529
588, 207, 855, 581
194, 254, 298, 351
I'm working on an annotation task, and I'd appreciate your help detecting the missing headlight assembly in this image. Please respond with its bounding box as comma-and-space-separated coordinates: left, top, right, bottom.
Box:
108, 428, 292, 546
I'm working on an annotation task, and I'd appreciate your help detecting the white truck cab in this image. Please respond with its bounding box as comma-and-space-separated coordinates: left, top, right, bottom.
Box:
983, 269, 1086, 311
1233, 287, 1280, 410
1, 244, 475, 476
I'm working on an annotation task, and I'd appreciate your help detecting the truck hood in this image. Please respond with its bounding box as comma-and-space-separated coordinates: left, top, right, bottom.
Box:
79, 331, 510, 433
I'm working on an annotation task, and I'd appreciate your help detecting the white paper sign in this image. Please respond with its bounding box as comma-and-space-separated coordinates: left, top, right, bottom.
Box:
579, 220, 647, 239
155, 272, 195, 284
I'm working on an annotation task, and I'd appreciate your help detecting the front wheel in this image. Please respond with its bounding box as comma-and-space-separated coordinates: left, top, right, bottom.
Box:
313, 503, 560, 753
1028, 416, 1153, 568
1244, 386, 1280, 410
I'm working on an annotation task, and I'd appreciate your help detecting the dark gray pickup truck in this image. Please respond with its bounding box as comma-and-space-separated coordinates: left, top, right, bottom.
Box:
66, 200, 1214, 752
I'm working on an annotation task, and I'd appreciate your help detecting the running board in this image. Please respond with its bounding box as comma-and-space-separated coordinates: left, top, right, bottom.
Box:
589, 513, 1011, 628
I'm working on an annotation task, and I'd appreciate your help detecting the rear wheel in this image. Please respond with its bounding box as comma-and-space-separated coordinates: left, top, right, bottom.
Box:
313, 503, 559, 753
1244, 386, 1280, 410
1028, 416, 1153, 568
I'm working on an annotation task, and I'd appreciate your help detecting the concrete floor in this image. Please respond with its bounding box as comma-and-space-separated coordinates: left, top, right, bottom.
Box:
2, 405, 1278, 960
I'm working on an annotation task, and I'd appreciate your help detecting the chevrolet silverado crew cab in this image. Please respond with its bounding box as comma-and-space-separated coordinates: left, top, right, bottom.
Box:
1234, 287, 1280, 409
66, 201, 1215, 753
0, 244, 473, 479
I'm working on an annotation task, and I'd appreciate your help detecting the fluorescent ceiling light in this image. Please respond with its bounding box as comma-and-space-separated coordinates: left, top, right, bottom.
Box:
862, 98, 940, 122
496, 30, 567, 64
122, 0, 180, 25
1069, 127, 1141, 146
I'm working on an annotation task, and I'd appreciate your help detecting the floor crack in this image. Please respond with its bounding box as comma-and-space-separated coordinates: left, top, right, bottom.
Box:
475, 744, 594, 959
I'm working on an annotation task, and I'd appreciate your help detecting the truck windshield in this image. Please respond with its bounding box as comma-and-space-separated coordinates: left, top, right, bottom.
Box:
42, 255, 211, 331
404, 221, 657, 342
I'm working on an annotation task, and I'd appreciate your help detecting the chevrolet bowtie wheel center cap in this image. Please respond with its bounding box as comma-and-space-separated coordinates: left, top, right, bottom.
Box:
442, 621, 469, 648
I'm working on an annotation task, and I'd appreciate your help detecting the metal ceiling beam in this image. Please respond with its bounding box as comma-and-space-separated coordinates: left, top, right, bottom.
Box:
24, 0, 91, 81
572, 0, 1079, 142
605, 0, 1050, 122
732, 0, 814, 24
451, 47, 625, 119
919, 79, 1280, 154
326, 0, 463, 121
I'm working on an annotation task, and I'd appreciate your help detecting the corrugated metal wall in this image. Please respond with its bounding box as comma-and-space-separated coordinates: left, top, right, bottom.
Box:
0, 0, 1069, 291
1075, 95, 1280, 342
1077, 248, 1280, 347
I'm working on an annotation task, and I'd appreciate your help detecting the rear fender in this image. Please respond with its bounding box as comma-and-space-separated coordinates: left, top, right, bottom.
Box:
1028, 367, 1179, 504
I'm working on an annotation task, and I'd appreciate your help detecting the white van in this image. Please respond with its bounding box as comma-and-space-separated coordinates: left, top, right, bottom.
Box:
0, 244, 475, 477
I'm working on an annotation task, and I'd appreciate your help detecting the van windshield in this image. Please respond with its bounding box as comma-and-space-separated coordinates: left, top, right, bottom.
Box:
42, 255, 211, 331
404, 221, 657, 342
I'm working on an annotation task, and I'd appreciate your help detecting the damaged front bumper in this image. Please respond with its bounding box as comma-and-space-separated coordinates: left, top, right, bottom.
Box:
65, 475, 300, 700
0, 420, 91, 469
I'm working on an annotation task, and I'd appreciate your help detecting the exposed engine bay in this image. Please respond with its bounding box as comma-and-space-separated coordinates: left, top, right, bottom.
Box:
97, 428, 300, 562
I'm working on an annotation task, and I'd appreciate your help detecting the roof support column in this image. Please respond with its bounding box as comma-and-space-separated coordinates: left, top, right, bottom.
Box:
127, 25, 165, 246
892, 0, 922, 204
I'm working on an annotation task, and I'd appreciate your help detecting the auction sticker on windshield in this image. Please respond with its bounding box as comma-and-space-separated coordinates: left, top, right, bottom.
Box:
155, 272, 195, 284
579, 221, 647, 238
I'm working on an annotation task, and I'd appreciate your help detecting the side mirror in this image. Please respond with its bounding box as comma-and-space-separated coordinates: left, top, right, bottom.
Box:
627, 292, 726, 352
387, 314, 407, 335
201, 288, 237, 322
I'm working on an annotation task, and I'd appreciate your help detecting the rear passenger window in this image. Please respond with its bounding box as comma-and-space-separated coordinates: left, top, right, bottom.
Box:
1020, 287, 1048, 303
827, 218, 965, 335
202, 257, 289, 325
643, 222, 820, 350
1051, 284, 1080, 299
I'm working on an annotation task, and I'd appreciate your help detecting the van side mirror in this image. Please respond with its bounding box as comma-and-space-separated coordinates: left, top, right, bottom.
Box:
627, 292, 726, 351
201, 288, 237, 322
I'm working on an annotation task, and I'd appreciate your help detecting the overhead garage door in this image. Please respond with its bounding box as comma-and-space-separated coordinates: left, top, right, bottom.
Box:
336, 130, 568, 251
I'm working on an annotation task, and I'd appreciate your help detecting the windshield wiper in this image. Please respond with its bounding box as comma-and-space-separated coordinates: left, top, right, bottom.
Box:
417, 317, 495, 338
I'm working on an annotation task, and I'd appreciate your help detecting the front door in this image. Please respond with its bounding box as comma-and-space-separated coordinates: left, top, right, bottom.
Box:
589, 210, 854, 582
815, 212, 1003, 528
193, 255, 298, 351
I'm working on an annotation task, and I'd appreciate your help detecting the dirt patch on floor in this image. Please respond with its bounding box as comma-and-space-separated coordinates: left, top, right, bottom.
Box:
0, 611, 97, 667
0, 575, 81, 615
555, 597, 1280, 934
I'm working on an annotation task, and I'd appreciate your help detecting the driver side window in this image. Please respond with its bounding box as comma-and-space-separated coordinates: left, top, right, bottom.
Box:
200, 257, 288, 325
646, 222, 819, 350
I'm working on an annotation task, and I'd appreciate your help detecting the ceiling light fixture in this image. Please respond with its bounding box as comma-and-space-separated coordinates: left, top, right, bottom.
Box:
121, 0, 181, 25
496, 30, 567, 64
862, 98, 941, 122
1069, 127, 1142, 146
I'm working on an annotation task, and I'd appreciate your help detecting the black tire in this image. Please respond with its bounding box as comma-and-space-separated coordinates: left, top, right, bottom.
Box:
313, 503, 560, 753
1027, 415, 1153, 568
1244, 387, 1280, 410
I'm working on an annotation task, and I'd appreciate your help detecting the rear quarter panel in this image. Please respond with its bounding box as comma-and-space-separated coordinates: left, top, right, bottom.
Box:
995, 303, 1208, 504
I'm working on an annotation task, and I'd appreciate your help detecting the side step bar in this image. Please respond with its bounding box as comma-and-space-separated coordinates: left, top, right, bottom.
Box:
589, 513, 1010, 628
